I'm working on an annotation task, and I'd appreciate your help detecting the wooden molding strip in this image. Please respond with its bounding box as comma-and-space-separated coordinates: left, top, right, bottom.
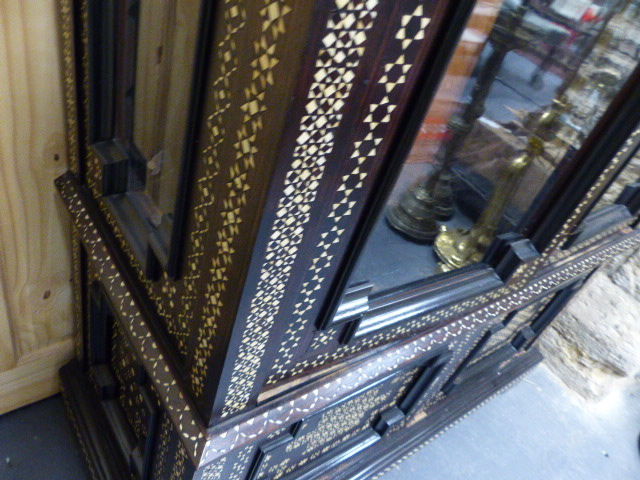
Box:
199, 225, 640, 468
0, 338, 74, 415
55, 172, 205, 463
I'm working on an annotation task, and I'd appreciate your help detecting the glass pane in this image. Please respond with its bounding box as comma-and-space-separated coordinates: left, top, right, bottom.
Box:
349, 0, 640, 295
133, 0, 200, 223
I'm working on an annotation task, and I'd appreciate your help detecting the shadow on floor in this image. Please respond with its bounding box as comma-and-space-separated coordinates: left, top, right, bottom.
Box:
380, 364, 640, 480
1, 364, 639, 479
0, 394, 90, 480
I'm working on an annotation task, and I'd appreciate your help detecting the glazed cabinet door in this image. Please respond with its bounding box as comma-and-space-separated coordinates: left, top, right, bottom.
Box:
332, 0, 640, 336
84, 0, 208, 278
206, 0, 479, 420
216, 0, 640, 413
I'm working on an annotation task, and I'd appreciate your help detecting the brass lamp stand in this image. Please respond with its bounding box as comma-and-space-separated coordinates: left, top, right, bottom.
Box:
433, 100, 566, 270
386, 3, 529, 242
433, 145, 538, 270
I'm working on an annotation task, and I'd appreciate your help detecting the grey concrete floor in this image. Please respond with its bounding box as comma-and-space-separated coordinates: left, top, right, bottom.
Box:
1, 364, 639, 479
380, 364, 640, 480
0, 394, 90, 480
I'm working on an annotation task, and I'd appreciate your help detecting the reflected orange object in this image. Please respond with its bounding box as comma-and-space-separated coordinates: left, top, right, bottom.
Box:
411, 0, 502, 161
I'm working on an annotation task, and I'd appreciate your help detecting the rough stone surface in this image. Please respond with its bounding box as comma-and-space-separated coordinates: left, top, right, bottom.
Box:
610, 246, 640, 298
540, 254, 640, 401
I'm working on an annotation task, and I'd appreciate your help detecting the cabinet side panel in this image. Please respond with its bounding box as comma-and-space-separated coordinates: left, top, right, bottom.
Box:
212, 0, 475, 418
72, 0, 318, 422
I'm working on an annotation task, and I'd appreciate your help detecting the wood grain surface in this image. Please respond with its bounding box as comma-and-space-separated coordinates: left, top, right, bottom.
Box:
134, 0, 200, 216
0, 0, 74, 409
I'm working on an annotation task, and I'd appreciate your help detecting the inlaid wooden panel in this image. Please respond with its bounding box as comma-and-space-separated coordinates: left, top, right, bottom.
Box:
0, 0, 74, 413
72, 0, 319, 424
215, 0, 468, 420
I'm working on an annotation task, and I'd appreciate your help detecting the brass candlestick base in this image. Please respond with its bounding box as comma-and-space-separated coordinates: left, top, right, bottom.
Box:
386, 170, 454, 243
386, 184, 439, 243
433, 226, 488, 271
434, 149, 535, 269
432, 98, 563, 268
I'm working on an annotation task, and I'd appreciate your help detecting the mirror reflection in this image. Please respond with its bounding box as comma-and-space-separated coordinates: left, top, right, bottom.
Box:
133, 0, 201, 225
349, 0, 640, 295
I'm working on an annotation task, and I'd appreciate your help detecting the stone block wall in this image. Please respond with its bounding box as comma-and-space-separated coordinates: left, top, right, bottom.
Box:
540, 247, 640, 401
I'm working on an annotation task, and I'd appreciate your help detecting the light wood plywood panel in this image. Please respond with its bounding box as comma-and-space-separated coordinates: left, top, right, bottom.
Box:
0, 0, 74, 410
0, 338, 74, 415
0, 274, 16, 373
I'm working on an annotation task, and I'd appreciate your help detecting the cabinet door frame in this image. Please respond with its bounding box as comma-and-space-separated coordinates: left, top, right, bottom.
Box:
321, 29, 640, 340
84, 0, 216, 279
555, 115, 640, 252
520, 66, 640, 256
441, 275, 585, 394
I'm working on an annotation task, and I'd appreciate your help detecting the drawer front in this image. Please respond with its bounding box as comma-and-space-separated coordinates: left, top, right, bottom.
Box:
196, 330, 480, 480
251, 367, 422, 480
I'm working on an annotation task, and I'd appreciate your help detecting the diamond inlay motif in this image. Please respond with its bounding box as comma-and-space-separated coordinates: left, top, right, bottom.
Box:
222, 0, 380, 416
269, 4, 432, 383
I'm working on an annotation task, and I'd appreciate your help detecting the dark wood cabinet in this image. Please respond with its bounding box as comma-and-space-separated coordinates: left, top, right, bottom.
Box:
56, 0, 640, 479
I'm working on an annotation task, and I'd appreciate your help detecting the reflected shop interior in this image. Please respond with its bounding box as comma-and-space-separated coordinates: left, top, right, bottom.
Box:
348, 0, 640, 295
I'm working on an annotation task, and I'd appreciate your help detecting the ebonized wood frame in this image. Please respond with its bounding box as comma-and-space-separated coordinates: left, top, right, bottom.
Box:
67, 0, 323, 424
59, 0, 640, 467
511, 279, 583, 350
247, 348, 452, 480
263, 223, 640, 397
314, 0, 482, 334
295, 21, 640, 391
617, 182, 640, 227
199, 222, 640, 468
86, 0, 216, 279
521, 63, 640, 254
280, 348, 543, 480
345, 266, 502, 340
562, 141, 640, 250
564, 204, 633, 249
334, 232, 539, 342
214, 0, 482, 421
194, 346, 543, 478
327, 267, 502, 341
62, 359, 131, 480
87, 282, 159, 480
56, 172, 206, 463
63, 343, 542, 480
199, 335, 466, 468
442, 275, 585, 394
327, 19, 640, 340
58, 164, 640, 476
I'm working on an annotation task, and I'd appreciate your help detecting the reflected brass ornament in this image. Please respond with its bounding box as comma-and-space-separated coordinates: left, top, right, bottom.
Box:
434, 150, 535, 271
386, 4, 530, 242
434, 100, 567, 270
386, 167, 453, 242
